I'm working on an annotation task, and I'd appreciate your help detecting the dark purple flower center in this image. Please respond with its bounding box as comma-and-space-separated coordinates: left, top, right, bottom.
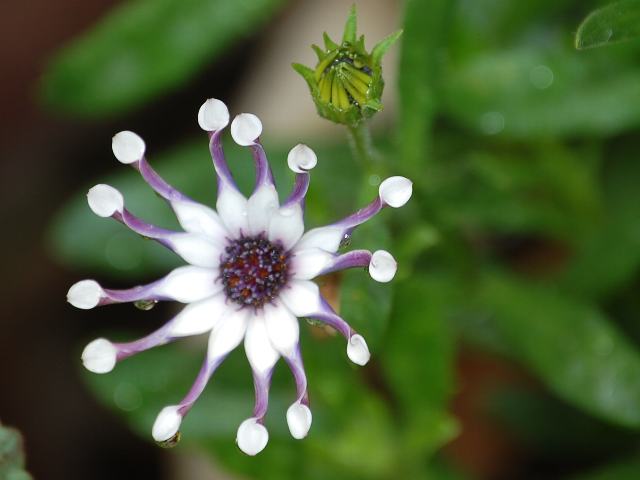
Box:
220, 235, 289, 308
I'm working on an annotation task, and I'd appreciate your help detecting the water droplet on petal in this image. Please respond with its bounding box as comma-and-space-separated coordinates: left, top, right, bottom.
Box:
156, 431, 181, 448
134, 299, 158, 311
305, 317, 325, 327
339, 233, 352, 248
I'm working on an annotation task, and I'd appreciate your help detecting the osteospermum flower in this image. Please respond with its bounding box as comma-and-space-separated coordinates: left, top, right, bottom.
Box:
67, 98, 412, 455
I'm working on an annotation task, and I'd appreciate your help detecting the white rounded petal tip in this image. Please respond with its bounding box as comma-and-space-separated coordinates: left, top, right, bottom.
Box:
112, 131, 145, 164
198, 98, 229, 131
231, 113, 262, 146
369, 250, 397, 283
287, 144, 317, 173
87, 184, 124, 217
152, 406, 183, 442
237, 418, 268, 455
287, 403, 312, 439
67, 280, 103, 309
347, 334, 370, 366
379, 176, 413, 208
82, 338, 117, 374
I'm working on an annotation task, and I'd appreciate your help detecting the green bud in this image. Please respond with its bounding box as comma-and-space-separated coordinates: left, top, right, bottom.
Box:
293, 5, 402, 127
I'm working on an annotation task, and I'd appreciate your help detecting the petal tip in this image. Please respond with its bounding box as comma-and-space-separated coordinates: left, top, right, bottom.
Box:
286, 402, 312, 439
347, 334, 370, 366
369, 250, 397, 283
112, 131, 145, 164
81, 338, 117, 374
152, 406, 183, 442
198, 98, 230, 132
379, 176, 413, 208
67, 279, 103, 309
231, 113, 263, 146
87, 184, 124, 217
236, 418, 268, 455
287, 144, 317, 173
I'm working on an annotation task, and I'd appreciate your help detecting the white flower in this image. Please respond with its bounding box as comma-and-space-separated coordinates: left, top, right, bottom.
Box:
69, 98, 412, 454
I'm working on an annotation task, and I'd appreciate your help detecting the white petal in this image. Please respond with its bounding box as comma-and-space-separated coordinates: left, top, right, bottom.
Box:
244, 314, 279, 374
172, 200, 228, 241
379, 176, 413, 208
87, 184, 124, 217
236, 418, 268, 455
170, 233, 223, 268
268, 204, 304, 250
208, 308, 249, 360
82, 338, 117, 374
159, 266, 222, 303
279, 280, 321, 317
347, 334, 370, 366
169, 295, 228, 337
67, 280, 103, 309
198, 98, 229, 131
291, 248, 333, 280
263, 303, 299, 356
293, 226, 344, 253
152, 406, 182, 442
247, 184, 279, 235
287, 144, 317, 173
286, 403, 312, 439
369, 250, 397, 283
216, 187, 249, 236
231, 113, 262, 146
112, 131, 145, 164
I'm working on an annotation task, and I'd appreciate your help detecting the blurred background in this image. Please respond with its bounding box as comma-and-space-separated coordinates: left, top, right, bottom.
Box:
2, 0, 640, 478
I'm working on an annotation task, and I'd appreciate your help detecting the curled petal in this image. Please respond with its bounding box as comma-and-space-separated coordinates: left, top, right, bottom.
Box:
378, 176, 412, 207
287, 402, 312, 440
87, 184, 124, 217
369, 250, 397, 282
198, 98, 230, 132
249, 142, 275, 189
287, 144, 317, 173
237, 418, 269, 456
68, 280, 103, 309
81, 338, 117, 374
347, 334, 371, 366
231, 113, 263, 146
112, 131, 145, 164
152, 406, 182, 442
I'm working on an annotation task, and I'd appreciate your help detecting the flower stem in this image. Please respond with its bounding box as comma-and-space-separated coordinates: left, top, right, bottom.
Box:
347, 122, 380, 171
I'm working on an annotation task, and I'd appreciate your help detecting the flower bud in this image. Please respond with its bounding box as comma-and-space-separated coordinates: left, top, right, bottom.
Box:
292, 6, 402, 127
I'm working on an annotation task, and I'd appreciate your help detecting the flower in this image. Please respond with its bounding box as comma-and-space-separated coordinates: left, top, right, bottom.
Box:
67, 98, 412, 455
293, 5, 402, 127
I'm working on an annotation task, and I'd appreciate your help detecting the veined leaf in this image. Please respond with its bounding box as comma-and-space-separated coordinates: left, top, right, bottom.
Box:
576, 0, 640, 50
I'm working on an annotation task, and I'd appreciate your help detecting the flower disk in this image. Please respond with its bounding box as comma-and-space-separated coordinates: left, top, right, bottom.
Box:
221, 235, 289, 308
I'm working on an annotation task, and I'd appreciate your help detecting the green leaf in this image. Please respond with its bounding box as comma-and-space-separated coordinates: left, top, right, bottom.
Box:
382, 275, 458, 462
40, 0, 285, 116
398, 0, 452, 177
476, 273, 640, 428
561, 152, 640, 300
576, 0, 640, 50
442, 44, 640, 138
568, 458, 640, 480
0, 424, 32, 480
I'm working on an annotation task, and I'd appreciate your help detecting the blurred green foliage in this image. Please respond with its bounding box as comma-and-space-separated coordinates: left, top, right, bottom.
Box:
47, 0, 640, 478
0, 424, 32, 480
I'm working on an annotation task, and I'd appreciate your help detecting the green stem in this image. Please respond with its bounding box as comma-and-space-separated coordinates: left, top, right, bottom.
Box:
347, 122, 380, 172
